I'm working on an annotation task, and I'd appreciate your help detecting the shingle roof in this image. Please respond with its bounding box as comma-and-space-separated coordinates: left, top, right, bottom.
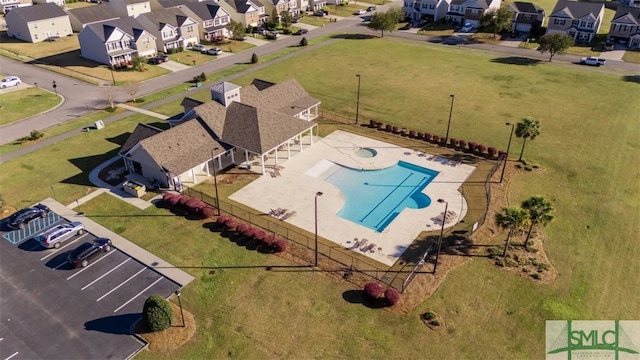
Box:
181, 97, 204, 109
139, 7, 192, 28
119, 123, 163, 155
67, 5, 119, 26
181, 1, 221, 21
612, 5, 640, 24
86, 16, 152, 41
210, 81, 240, 94
550, 0, 604, 19
509, 1, 544, 14
9, 3, 68, 22
251, 78, 275, 90
241, 78, 321, 117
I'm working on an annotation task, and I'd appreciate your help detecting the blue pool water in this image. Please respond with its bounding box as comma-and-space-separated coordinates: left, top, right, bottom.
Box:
320, 160, 439, 232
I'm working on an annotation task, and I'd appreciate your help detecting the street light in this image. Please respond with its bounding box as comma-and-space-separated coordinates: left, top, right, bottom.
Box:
355, 74, 361, 125
433, 199, 448, 274
175, 290, 185, 327
211, 147, 220, 215
444, 94, 454, 146
52, 80, 57, 95
314, 191, 323, 266
500, 122, 515, 183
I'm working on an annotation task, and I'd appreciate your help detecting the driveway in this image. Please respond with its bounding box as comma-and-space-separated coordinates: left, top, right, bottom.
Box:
157, 60, 191, 72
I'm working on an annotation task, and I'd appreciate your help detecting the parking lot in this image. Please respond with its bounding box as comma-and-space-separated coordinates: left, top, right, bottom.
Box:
0, 201, 193, 359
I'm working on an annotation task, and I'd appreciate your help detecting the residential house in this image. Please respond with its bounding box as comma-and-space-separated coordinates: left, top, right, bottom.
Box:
2, 0, 32, 15
158, 0, 231, 41
32, 0, 64, 7
296, 0, 308, 13
223, 0, 268, 27
6, 3, 72, 42
103, 0, 152, 18
608, 5, 640, 48
445, 0, 500, 26
78, 16, 157, 66
66, 4, 119, 32
308, 0, 325, 11
545, 0, 604, 43
137, 8, 199, 51
265, 0, 297, 19
404, 0, 451, 23
120, 78, 321, 190
507, 1, 545, 33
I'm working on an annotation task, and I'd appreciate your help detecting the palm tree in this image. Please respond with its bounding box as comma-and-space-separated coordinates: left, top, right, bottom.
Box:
515, 117, 541, 161
495, 206, 529, 257
521, 196, 555, 249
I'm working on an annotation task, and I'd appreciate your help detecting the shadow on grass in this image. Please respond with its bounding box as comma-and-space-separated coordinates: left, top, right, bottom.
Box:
330, 34, 376, 40
622, 75, 640, 84
29, 49, 102, 68
491, 57, 542, 66
341, 290, 388, 309
85, 313, 141, 335
63, 148, 121, 187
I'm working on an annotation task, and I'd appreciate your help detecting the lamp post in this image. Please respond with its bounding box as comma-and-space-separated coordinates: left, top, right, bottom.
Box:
433, 199, 448, 274
500, 122, 515, 183
211, 147, 220, 215
314, 191, 323, 266
175, 290, 185, 327
444, 94, 454, 146
52, 80, 57, 95
355, 74, 361, 125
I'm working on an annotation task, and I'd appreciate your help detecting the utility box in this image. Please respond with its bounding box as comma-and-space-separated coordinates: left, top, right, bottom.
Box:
94, 120, 105, 129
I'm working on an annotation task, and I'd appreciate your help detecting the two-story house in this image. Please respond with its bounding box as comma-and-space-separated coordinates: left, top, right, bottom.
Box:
78, 17, 157, 67
404, 0, 451, 23
6, 3, 72, 43
158, 0, 231, 42
445, 0, 500, 26
223, 0, 268, 27
545, 0, 604, 43
66, 4, 119, 32
265, 0, 297, 20
2, 0, 32, 15
137, 8, 199, 51
103, 0, 152, 18
608, 5, 640, 48
308, 0, 325, 11
507, 1, 545, 33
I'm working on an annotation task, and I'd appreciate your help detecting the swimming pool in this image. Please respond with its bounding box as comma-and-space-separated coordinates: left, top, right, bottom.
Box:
319, 160, 439, 232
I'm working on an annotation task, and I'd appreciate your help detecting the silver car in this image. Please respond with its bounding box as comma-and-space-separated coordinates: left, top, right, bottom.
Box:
35, 221, 85, 249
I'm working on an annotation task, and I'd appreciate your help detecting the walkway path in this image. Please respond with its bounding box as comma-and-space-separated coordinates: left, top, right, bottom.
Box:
116, 103, 169, 120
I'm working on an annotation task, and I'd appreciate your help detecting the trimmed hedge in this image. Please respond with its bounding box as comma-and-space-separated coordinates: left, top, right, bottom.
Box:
384, 288, 401, 306
143, 295, 173, 332
364, 282, 384, 300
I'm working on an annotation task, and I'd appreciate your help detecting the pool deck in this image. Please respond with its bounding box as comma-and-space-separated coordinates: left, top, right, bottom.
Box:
229, 130, 476, 266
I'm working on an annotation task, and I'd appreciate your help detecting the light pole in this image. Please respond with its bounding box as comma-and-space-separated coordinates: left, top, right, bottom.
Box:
444, 94, 454, 146
314, 191, 323, 266
109, 65, 116, 86
211, 147, 220, 215
433, 199, 448, 274
355, 74, 361, 125
500, 122, 515, 183
175, 290, 185, 327
52, 80, 57, 95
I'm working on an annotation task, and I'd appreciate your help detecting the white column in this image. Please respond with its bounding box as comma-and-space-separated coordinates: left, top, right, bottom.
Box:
261, 154, 266, 175
287, 141, 291, 158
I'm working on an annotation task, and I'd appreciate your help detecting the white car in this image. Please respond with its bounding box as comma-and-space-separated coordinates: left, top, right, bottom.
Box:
202, 47, 222, 55
191, 44, 205, 52
355, 9, 366, 15
460, 23, 475, 33
1, 76, 22, 89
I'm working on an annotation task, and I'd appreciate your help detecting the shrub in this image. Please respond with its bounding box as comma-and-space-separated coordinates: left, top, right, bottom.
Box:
236, 223, 248, 234
537, 263, 550, 271
475, 144, 487, 155
377, 122, 384, 130
370, 119, 377, 128
185, 198, 203, 212
417, 132, 424, 139
450, 138, 458, 147
487, 246, 502, 258
399, 128, 407, 136
432, 135, 440, 143
423, 311, 436, 320
392, 126, 399, 134
459, 139, 467, 149
243, 226, 257, 238
251, 53, 259, 64
224, 217, 238, 231
384, 288, 401, 306
29, 130, 44, 141
143, 295, 173, 332
487, 146, 497, 158
264, 233, 276, 247
299, 37, 308, 46
385, 124, 392, 132
424, 132, 432, 140
498, 150, 507, 159
364, 282, 384, 300
531, 273, 542, 280
216, 215, 229, 225
468, 141, 477, 152
430, 319, 441, 326
253, 230, 267, 242
176, 195, 191, 207
409, 130, 416, 138
200, 206, 216, 218
272, 238, 287, 252
163, 193, 179, 206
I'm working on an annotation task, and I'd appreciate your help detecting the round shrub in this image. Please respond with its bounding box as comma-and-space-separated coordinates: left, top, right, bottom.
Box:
224, 217, 238, 231
216, 215, 229, 225
384, 288, 401, 306
423, 311, 436, 320
369, 119, 377, 128
417, 132, 424, 139
236, 223, 248, 234
272, 238, 287, 252
251, 52, 259, 64
385, 124, 392, 132
263, 233, 276, 247
253, 230, 267, 242
243, 226, 256, 238
364, 282, 384, 300
424, 132, 432, 140
200, 206, 215, 218
162, 192, 176, 203
377, 122, 384, 130
487, 146, 497, 158
409, 130, 416, 138
185, 198, 203, 213
432, 135, 440, 143
165, 193, 181, 206
475, 144, 487, 155
177, 195, 192, 207
143, 295, 173, 332
392, 126, 399, 134
468, 141, 477, 152
450, 138, 459, 147
459, 139, 467, 149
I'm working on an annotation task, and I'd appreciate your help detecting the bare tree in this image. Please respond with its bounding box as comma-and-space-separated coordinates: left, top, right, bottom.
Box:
102, 86, 118, 110
124, 82, 141, 103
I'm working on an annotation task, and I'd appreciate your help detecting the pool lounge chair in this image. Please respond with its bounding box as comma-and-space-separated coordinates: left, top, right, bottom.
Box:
358, 238, 368, 250
281, 211, 297, 221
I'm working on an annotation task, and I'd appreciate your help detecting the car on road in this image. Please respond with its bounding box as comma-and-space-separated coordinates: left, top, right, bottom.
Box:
7, 204, 50, 229
191, 44, 205, 51
67, 238, 112, 267
580, 56, 606, 66
202, 47, 222, 55
460, 22, 475, 32
1, 76, 22, 89
36, 221, 85, 249
354, 9, 366, 15
293, 29, 308, 35
367, 6, 376, 11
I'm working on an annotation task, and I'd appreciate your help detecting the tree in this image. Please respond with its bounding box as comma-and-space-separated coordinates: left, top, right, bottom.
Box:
226, 20, 246, 40
515, 116, 541, 161
102, 86, 118, 109
131, 56, 146, 72
368, 8, 400, 37
299, 37, 308, 47
143, 295, 173, 332
495, 206, 529, 257
251, 53, 259, 64
124, 81, 140, 103
280, 10, 294, 29
521, 196, 554, 249
537, 33, 574, 61
481, 7, 513, 38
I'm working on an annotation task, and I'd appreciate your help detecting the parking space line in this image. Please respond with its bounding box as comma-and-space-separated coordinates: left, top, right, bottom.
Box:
5, 352, 19, 360
54, 261, 68, 270
40, 233, 89, 261
97, 268, 146, 302
81, 258, 130, 290
113, 277, 163, 313
66, 250, 116, 280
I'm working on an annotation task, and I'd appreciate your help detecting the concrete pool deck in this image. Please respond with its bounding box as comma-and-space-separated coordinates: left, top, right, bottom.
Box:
229, 130, 476, 266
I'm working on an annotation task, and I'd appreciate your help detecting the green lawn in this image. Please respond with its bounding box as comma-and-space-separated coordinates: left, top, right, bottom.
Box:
0, 87, 61, 126
1, 37, 638, 359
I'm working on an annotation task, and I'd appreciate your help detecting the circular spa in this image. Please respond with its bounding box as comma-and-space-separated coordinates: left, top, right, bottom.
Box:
355, 147, 377, 158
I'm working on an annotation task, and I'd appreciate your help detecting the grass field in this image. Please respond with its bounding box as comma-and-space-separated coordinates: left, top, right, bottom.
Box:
1, 37, 638, 359
0, 87, 61, 126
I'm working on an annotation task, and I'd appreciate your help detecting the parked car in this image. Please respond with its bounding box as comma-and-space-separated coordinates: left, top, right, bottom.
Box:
252, 26, 266, 34
460, 22, 475, 32
580, 57, 606, 66
265, 31, 279, 40
602, 41, 615, 51
35, 221, 84, 249
1, 76, 22, 89
202, 47, 222, 55
7, 204, 50, 229
191, 44, 205, 51
366, 6, 376, 11
293, 29, 308, 35
354, 9, 366, 15
148, 54, 168, 64
313, 10, 325, 16
67, 238, 112, 268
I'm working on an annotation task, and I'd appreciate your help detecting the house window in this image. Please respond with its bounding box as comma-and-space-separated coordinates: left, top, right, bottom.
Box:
51, 21, 55, 25
522, 14, 531, 20
214, 19, 219, 26
187, 25, 193, 31
553, 18, 565, 26
428, 4, 435, 9
34, 34, 38, 39
580, 21, 592, 28
143, 37, 149, 44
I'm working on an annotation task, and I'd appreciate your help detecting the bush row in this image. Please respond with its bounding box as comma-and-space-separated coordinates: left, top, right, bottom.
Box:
162, 193, 216, 218
364, 282, 401, 307
368, 120, 504, 159
216, 215, 287, 253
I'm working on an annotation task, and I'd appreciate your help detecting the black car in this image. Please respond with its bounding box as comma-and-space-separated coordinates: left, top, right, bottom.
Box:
8, 204, 50, 229
67, 238, 112, 268
148, 54, 168, 64
293, 29, 308, 35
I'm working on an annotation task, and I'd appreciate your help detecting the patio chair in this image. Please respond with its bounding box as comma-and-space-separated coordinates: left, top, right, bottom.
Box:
281, 211, 297, 221
358, 238, 369, 251
362, 243, 375, 253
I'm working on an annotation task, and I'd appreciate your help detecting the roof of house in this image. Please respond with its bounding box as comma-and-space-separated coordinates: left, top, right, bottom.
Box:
250, 78, 275, 90
8, 3, 68, 22
549, 0, 604, 19
173, 1, 222, 21
119, 123, 163, 155
508, 1, 544, 14
139, 7, 192, 28
67, 5, 119, 26
211, 81, 240, 94
122, 0, 149, 4
462, 0, 491, 9
449, 0, 466, 7
612, 5, 640, 24
86, 16, 152, 41
240, 78, 321, 118
180, 97, 204, 109
224, 0, 264, 13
